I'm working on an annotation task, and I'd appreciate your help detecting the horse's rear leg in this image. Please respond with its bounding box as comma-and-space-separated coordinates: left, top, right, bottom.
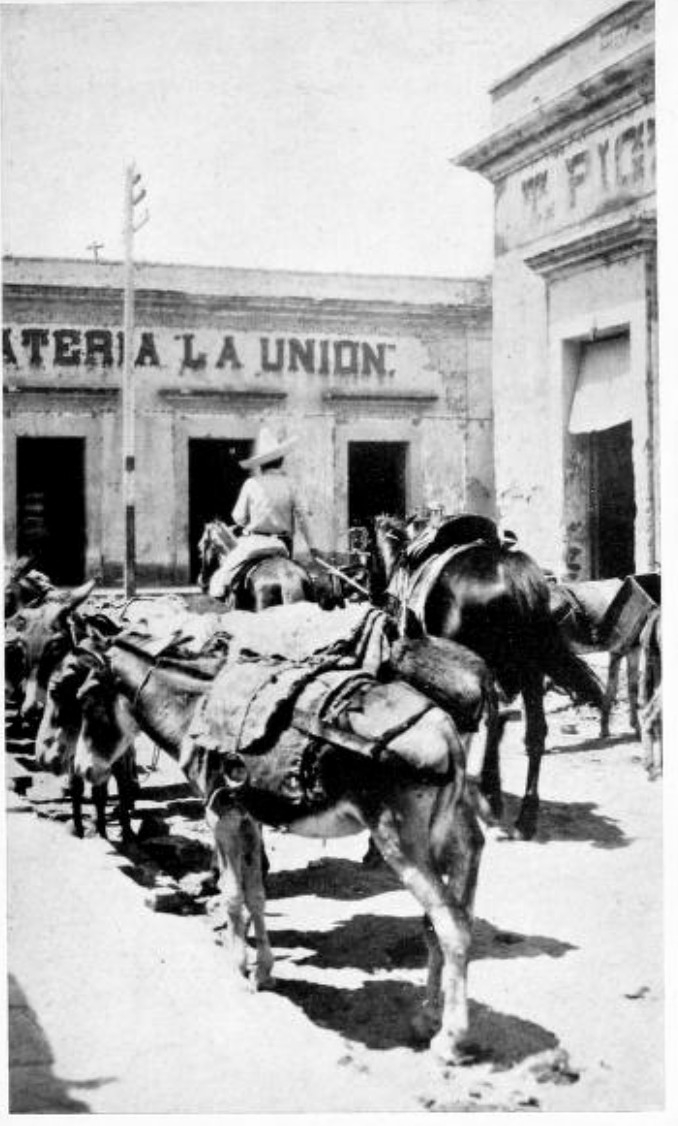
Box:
479, 688, 504, 820
515, 673, 547, 840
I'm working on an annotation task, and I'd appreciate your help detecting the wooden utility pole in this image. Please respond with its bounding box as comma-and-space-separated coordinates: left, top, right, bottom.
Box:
122, 164, 149, 597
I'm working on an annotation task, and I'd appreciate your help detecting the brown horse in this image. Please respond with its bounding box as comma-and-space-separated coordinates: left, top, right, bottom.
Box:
197, 519, 314, 610
48, 630, 492, 1065
372, 514, 604, 840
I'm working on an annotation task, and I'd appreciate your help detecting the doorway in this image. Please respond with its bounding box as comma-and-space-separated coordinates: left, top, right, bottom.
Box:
348, 441, 408, 530
188, 438, 251, 580
16, 437, 86, 584
590, 421, 636, 578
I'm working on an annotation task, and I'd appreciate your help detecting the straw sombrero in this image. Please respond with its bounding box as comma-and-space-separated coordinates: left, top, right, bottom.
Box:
240, 425, 298, 470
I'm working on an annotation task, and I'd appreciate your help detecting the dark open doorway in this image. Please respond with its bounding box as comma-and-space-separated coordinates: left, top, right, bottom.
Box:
348, 441, 408, 531
590, 421, 635, 579
188, 438, 251, 580
16, 437, 86, 584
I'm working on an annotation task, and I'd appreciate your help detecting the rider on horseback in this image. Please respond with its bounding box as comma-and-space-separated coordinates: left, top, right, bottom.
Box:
232, 425, 317, 559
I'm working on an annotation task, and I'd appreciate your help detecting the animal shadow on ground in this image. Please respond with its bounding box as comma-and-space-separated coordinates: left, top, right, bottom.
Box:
500, 792, 628, 849
133, 781, 198, 808
548, 733, 634, 754
268, 913, 575, 975
273, 974, 558, 1063
7, 749, 44, 776
265, 856, 400, 901
8, 974, 116, 1113
130, 831, 213, 880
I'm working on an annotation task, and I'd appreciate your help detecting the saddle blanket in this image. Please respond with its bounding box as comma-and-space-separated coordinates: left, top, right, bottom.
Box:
208, 534, 289, 599
183, 657, 441, 819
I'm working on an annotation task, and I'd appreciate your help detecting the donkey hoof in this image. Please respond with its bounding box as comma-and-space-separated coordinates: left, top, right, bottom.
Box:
252, 972, 275, 993
247, 965, 274, 992
429, 1029, 477, 1067
514, 804, 538, 841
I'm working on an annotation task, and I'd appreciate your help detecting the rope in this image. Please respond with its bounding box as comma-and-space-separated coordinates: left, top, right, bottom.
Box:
129, 661, 163, 773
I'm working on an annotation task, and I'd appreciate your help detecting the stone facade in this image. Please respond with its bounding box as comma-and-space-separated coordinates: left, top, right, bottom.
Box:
3, 257, 493, 584
456, 0, 657, 578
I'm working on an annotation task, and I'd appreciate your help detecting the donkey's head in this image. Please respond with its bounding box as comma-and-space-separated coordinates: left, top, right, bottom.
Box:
7, 579, 96, 731
371, 514, 408, 595
73, 660, 139, 787
35, 649, 97, 774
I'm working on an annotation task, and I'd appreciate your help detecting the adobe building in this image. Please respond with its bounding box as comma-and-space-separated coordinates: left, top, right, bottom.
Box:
456, 0, 657, 579
3, 257, 493, 585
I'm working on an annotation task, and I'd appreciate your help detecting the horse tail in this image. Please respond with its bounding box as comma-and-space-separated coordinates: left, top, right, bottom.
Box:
536, 617, 604, 707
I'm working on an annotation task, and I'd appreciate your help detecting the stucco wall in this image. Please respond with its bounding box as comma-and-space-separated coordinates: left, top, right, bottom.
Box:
457, 1, 657, 578
3, 262, 493, 582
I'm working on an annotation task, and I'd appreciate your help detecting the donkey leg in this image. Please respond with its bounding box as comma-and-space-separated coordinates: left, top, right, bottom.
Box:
626, 647, 641, 737
601, 653, 621, 738
240, 819, 274, 989
207, 804, 270, 987
368, 786, 477, 1064
515, 673, 547, 840
113, 758, 135, 843
92, 782, 109, 839
421, 786, 484, 1059
70, 772, 85, 839
414, 914, 444, 1042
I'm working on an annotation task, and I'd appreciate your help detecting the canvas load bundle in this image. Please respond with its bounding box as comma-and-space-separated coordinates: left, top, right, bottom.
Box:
182, 655, 450, 823
599, 574, 661, 655
388, 635, 490, 732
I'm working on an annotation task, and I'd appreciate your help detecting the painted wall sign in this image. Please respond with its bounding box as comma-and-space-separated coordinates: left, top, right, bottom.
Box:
497, 106, 655, 252
2, 328, 398, 378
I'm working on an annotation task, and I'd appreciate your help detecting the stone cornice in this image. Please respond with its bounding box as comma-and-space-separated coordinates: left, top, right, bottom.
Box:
455, 44, 653, 183
3, 286, 491, 331
3, 384, 120, 412
157, 386, 287, 407
322, 389, 438, 403
3, 382, 119, 396
525, 215, 656, 279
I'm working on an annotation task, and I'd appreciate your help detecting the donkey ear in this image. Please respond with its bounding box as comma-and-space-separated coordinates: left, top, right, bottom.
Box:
55, 579, 97, 625
68, 578, 97, 607
8, 555, 35, 582
76, 668, 100, 701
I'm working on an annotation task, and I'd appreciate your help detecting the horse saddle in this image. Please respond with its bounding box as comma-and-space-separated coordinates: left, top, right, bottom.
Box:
406, 513, 503, 569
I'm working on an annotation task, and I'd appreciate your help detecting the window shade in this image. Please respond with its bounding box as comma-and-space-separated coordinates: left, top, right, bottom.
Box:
568, 335, 632, 434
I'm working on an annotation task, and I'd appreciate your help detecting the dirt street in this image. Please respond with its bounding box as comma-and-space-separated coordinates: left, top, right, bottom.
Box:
5, 677, 665, 1114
